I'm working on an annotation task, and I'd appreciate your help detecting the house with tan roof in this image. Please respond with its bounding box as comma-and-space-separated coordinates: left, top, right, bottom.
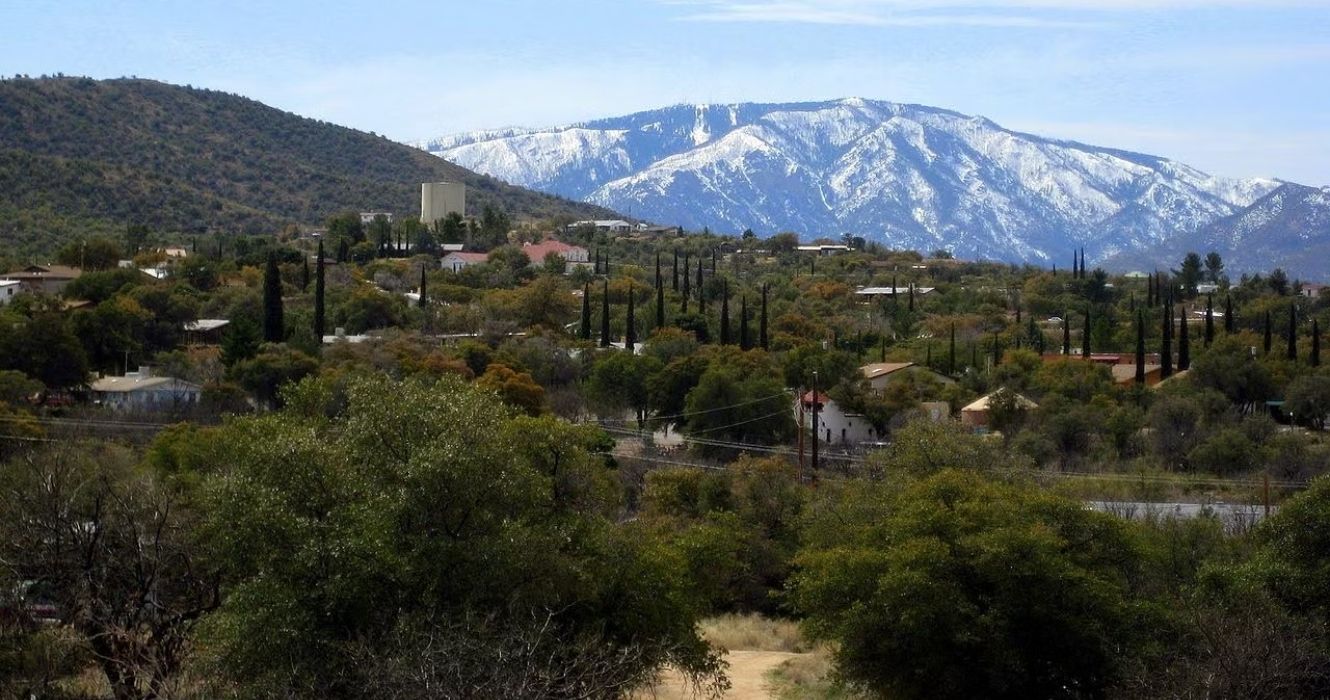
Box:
860, 362, 955, 392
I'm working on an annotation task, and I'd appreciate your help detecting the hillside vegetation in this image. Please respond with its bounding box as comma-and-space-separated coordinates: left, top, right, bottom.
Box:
0, 77, 616, 256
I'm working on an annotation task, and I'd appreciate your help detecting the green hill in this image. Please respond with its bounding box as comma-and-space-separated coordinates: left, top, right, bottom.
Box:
0, 77, 618, 256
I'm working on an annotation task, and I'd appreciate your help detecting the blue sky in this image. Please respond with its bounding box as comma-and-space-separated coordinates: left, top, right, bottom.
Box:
3, 0, 1328, 184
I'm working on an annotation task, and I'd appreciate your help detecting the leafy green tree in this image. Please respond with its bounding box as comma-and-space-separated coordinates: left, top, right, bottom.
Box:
793, 470, 1148, 700
1285, 374, 1330, 430
195, 375, 720, 697
684, 365, 792, 448
56, 236, 123, 270
1204, 251, 1225, 284
0, 313, 88, 389
229, 343, 318, 407
585, 350, 663, 425
1190, 335, 1274, 407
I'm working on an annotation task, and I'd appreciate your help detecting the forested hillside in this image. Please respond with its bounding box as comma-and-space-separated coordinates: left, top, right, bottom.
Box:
0, 77, 616, 256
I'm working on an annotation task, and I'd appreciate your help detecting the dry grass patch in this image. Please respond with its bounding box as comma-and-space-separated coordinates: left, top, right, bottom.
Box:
699, 614, 811, 654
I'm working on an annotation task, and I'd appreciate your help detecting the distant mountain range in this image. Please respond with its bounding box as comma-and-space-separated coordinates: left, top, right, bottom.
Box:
421, 98, 1329, 277
0, 78, 615, 257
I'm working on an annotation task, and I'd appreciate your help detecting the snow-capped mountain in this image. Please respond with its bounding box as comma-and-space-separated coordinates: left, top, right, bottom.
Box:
419, 99, 1299, 268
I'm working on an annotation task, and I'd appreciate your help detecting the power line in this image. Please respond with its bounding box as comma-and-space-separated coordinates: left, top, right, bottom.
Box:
593, 392, 790, 425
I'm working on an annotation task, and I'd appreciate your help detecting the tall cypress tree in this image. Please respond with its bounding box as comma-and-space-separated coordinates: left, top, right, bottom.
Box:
1313, 319, 1321, 368
600, 279, 611, 348
1135, 310, 1146, 385
656, 272, 665, 329
948, 323, 956, 375
760, 284, 769, 351
697, 259, 706, 315
301, 258, 310, 291
740, 295, 751, 350
1287, 303, 1298, 361
418, 266, 428, 308
579, 282, 591, 340
1161, 304, 1173, 379
1224, 294, 1235, 333
314, 240, 326, 340
672, 249, 680, 291
594, 249, 600, 275
1082, 307, 1091, 358
908, 283, 915, 312
1204, 293, 1214, 346
1062, 313, 1071, 355
891, 274, 899, 308
719, 279, 731, 345
1178, 305, 1190, 371
992, 331, 1001, 367
262, 251, 284, 343
681, 252, 691, 313
1147, 273, 1154, 307
1263, 310, 1273, 354
711, 249, 717, 274
625, 286, 636, 351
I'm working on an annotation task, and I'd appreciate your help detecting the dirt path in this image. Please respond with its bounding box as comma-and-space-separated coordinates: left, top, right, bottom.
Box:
635, 650, 808, 700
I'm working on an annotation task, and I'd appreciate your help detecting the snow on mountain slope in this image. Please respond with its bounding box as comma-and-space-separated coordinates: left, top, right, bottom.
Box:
420, 98, 1289, 267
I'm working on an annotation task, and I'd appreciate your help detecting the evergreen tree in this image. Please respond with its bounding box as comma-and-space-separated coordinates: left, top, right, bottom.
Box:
948, 323, 956, 375
1177, 305, 1190, 371
681, 252, 691, 313
1161, 304, 1173, 379
719, 280, 731, 345
418, 266, 427, 309
1313, 319, 1321, 368
1204, 293, 1214, 346
1264, 310, 1273, 354
579, 282, 591, 340
1224, 294, 1235, 334
992, 331, 1001, 367
600, 279, 611, 348
626, 286, 635, 352
656, 271, 665, 329
908, 283, 915, 312
1147, 273, 1154, 307
262, 251, 284, 343
672, 249, 679, 291
891, 274, 899, 308
301, 258, 310, 291
760, 284, 769, 351
697, 259, 706, 315
1135, 310, 1146, 385
1288, 303, 1298, 361
711, 249, 717, 274
740, 295, 751, 350
314, 240, 326, 340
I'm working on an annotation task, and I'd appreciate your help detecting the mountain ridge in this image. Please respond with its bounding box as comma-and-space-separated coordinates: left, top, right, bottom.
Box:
421, 98, 1328, 275
0, 77, 618, 257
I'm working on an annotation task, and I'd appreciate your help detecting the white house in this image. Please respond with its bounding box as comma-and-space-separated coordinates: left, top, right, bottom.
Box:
797, 390, 879, 447
441, 251, 489, 273
521, 239, 590, 266
573, 220, 633, 234
0, 280, 20, 305
90, 368, 202, 410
